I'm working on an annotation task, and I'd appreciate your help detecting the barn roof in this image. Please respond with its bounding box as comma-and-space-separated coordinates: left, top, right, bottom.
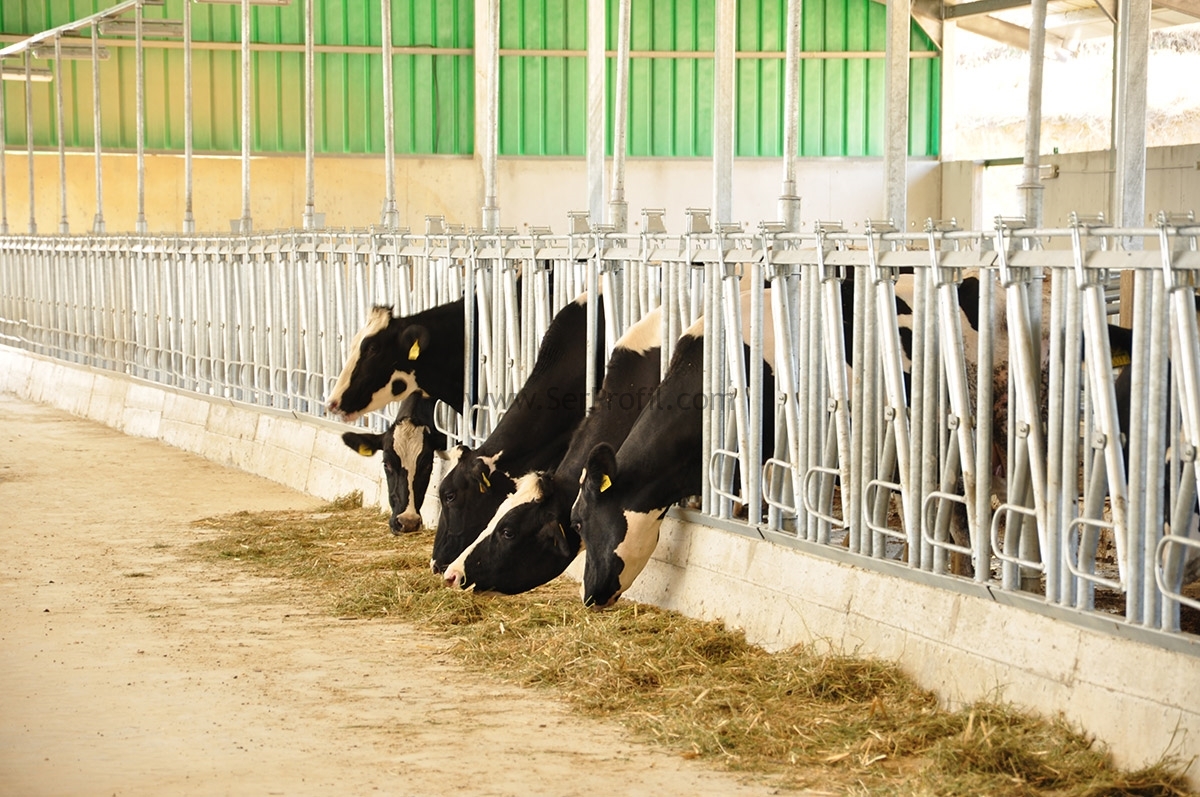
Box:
898, 0, 1200, 55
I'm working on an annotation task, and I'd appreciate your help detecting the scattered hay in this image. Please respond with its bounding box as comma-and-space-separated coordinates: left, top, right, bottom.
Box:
189, 494, 1196, 795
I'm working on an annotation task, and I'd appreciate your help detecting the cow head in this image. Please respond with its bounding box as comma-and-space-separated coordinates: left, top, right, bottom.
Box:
572, 443, 664, 608
341, 396, 439, 534
442, 472, 582, 594
327, 306, 430, 421
430, 446, 515, 573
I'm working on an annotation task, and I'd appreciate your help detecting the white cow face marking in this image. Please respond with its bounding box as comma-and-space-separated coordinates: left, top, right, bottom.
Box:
327, 307, 393, 415
443, 472, 545, 587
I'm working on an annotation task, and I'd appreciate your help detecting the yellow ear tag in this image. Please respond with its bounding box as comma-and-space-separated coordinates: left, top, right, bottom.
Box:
481, 472, 491, 488
408, 340, 421, 360
599, 474, 612, 493
357, 444, 374, 457
558, 524, 565, 537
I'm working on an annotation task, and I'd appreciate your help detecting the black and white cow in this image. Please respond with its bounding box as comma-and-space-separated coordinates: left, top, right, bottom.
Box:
341, 393, 446, 534
430, 293, 607, 573
571, 290, 776, 608
326, 300, 466, 422
441, 306, 665, 594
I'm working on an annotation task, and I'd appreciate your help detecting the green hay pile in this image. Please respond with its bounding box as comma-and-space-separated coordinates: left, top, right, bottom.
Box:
189, 493, 1195, 795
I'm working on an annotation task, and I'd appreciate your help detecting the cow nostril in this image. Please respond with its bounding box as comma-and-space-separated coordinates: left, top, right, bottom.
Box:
444, 571, 461, 589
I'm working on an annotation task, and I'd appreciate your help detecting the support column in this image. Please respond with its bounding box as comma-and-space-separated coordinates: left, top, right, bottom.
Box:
477, 0, 499, 231
778, 0, 801, 231
135, 2, 147, 233
0, 72, 7, 235
713, 0, 735, 224
586, 0, 606, 226
239, 0, 253, 233
24, 52, 36, 235
91, 22, 105, 234
183, 0, 195, 233
1020, 0, 1048, 228
303, 0, 319, 229
54, 36, 69, 234
380, 0, 399, 228
1113, 0, 1149, 239
883, 0, 910, 226
608, 0, 631, 231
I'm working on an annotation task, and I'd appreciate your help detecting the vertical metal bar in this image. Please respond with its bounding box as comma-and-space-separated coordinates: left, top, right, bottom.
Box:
608, 0, 630, 231
586, 245, 599, 413
136, 2, 147, 233
54, 36, 69, 234
1142, 268, 1168, 626
712, 0, 735, 223
1046, 268, 1067, 602
747, 260, 764, 523
183, 0, 195, 233
1072, 222, 1129, 586
240, 0, 253, 232
973, 269, 994, 581
1020, 0, 1047, 227
303, 0, 317, 228
586, 0, 605, 225
381, 0, 398, 227
24, 51, 36, 235
91, 22, 105, 234
778, 0, 801, 230
882, 0, 909, 224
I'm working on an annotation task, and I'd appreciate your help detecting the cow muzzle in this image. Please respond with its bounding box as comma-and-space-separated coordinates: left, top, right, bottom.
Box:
390, 512, 423, 534
443, 566, 468, 590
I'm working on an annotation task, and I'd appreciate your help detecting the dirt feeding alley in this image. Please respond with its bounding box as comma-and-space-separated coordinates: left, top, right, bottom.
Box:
0, 395, 796, 797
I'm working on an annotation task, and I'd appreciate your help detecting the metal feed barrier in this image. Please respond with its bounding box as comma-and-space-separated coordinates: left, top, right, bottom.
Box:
2, 210, 1199, 638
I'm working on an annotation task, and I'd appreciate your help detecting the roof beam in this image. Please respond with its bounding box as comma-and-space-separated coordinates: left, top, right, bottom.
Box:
1093, 0, 1118, 24
1153, 0, 1200, 20
943, 0, 1032, 20
867, 0, 944, 49
955, 13, 1076, 57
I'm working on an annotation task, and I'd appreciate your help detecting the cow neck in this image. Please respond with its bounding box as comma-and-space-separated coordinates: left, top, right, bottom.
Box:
470, 296, 600, 478
396, 299, 465, 407
555, 343, 664, 493
610, 335, 705, 513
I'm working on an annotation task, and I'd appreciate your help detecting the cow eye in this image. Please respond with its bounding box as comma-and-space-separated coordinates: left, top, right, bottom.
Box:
499, 526, 515, 540
571, 521, 582, 534
443, 490, 457, 505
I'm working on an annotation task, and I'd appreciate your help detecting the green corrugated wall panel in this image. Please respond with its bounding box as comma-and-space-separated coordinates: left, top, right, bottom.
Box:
622, 0, 713, 158
1, 0, 473, 154
498, 0, 585, 155
2, 0, 935, 160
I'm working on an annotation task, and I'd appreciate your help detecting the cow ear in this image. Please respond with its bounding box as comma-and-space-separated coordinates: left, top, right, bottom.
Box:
534, 472, 556, 503
548, 522, 582, 559
584, 443, 618, 495
342, 431, 384, 457
470, 459, 493, 492
398, 324, 431, 361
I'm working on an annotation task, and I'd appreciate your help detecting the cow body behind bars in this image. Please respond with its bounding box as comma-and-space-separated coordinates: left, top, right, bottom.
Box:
430, 292, 607, 574
441, 306, 666, 594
